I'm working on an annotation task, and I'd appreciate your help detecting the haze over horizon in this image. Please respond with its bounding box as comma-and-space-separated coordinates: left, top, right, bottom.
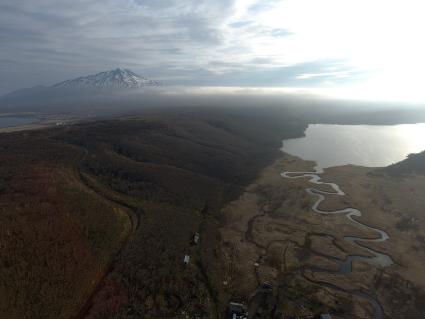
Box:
1, 0, 424, 102
2, 2, 425, 318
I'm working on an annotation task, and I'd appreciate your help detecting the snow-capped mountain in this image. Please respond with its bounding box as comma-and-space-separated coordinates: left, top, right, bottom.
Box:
53, 68, 161, 89
0, 68, 163, 111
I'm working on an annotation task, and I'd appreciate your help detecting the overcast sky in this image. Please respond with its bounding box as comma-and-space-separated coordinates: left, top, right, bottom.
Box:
1, 0, 424, 101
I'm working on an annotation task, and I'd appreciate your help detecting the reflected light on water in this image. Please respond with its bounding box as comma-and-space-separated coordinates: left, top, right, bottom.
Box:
282, 123, 425, 169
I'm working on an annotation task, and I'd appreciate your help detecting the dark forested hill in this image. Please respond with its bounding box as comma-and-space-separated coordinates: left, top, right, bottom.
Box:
0, 106, 306, 319
383, 151, 425, 175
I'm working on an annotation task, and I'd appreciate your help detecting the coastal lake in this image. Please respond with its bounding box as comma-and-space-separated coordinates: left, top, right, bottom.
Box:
0, 116, 38, 129
282, 123, 425, 169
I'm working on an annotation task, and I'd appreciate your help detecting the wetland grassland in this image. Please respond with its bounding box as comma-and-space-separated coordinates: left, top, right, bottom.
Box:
220, 153, 425, 318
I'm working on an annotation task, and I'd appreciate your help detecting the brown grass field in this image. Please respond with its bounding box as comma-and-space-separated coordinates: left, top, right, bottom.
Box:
219, 153, 425, 318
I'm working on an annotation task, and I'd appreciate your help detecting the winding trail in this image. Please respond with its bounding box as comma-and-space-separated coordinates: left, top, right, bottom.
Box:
73, 146, 141, 319
281, 166, 394, 319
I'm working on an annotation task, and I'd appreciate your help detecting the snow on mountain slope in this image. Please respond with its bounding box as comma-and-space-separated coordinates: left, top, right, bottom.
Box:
53, 68, 161, 89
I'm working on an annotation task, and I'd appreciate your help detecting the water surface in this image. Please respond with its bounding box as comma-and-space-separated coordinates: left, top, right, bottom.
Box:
0, 116, 38, 129
282, 123, 425, 169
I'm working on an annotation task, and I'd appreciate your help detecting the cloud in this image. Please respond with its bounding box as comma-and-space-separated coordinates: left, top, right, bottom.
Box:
248, 0, 282, 13
0, 0, 370, 95
0, 1, 239, 92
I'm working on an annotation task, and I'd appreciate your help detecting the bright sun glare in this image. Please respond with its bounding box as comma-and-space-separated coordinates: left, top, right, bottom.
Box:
235, 0, 425, 102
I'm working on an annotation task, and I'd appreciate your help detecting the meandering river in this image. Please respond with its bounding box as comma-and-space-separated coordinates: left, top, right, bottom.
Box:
281, 168, 391, 318
279, 123, 425, 318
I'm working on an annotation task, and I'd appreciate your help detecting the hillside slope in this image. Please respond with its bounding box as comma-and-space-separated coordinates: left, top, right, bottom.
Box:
0, 107, 306, 319
383, 151, 425, 175
0, 132, 131, 319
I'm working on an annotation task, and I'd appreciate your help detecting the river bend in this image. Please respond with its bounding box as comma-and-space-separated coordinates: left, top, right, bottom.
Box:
281, 167, 393, 319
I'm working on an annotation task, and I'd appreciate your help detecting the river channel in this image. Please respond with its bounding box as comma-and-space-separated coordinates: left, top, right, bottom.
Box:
278, 123, 424, 318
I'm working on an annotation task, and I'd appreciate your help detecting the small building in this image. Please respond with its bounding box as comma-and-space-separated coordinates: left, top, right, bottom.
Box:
192, 232, 200, 245
227, 302, 248, 319
320, 314, 332, 319
183, 255, 190, 264
259, 281, 273, 291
